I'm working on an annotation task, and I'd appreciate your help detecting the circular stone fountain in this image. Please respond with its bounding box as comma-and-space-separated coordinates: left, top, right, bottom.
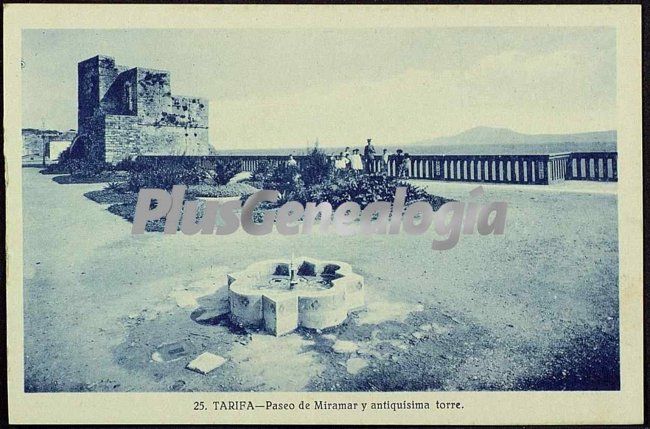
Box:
227, 257, 365, 336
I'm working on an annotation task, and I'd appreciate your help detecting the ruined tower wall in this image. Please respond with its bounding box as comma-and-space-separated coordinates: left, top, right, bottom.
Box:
103, 115, 211, 162
77, 57, 100, 133
101, 68, 138, 116
77, 55, 213, 163
137, 124, 210, 156
171, 95, 209, 127
103, 115, 139, 162
136, 68, 173, 124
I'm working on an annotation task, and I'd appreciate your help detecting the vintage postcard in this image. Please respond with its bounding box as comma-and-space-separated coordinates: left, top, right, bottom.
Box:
4, 4, 643, 425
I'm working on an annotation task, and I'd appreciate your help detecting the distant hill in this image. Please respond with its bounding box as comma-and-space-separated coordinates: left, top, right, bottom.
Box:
400, 127, 617, 155
216, 126, 617, 156
411, 126, 616, 147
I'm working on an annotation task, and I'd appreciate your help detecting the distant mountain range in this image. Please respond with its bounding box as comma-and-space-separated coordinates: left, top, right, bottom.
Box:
217, 127, 617, 156
409, 126, 616, 147
398, 127, 617, 155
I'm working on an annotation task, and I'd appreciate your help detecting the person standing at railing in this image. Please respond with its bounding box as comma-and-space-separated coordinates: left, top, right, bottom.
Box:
350, 149, 363, 173
287, 154, 297, 167
402, 153, 411, 178
381, 148, 390, 174
345, 152, 352, 169
395, 149, 406, 178
334, 152, 349, 170
363, 138, 376, 173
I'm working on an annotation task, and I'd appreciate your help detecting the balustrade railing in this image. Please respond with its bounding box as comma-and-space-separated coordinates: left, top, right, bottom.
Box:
137, 151, 618, 184
566, 152, 618, 181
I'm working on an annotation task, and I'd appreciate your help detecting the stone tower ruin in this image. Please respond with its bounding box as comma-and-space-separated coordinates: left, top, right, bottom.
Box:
74, 55, 214, 163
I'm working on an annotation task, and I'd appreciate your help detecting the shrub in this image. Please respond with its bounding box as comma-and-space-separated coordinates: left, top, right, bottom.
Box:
106, 181, 123, 192
114, 157, 144, 172
241, 165, 448, 212
126, 158, 207, 192
289, 169, 448, 210
42, 157, 113, 178
260, 163, 303, 199
41, 162, 69, 175
108, 202, 166, 232
209, 158, 242, 185
243, 154, 448, 211
299, 147, 333, 187
250, 160, 276, 185
58, 147, 71, 163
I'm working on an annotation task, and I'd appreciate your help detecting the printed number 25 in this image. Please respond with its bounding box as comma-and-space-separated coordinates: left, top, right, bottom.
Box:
194, 401, 206, 411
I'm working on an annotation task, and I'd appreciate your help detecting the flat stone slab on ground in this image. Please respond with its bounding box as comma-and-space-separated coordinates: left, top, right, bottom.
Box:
186, 352, 227, 375
412, 331, 426, 340
346, 357, 368, 375
388, 340, 408, 350
332, 340, 358, 354
431, 322, 451, 335
152, 339, 195, 362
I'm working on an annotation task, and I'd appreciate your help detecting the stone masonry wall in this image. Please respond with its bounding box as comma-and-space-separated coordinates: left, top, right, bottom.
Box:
101, 68, 138, 116
137, 124, 211, 156
83, 113, 107, 161
104, 114, 212, 162
77, 58, 100, 131
104, 115, 140, 162
171, 95, 209, 127
136, 68, 172, 124
78, 55, 212, 163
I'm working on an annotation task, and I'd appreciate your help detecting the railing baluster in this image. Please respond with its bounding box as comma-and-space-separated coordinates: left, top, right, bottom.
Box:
133, 151, 617, 185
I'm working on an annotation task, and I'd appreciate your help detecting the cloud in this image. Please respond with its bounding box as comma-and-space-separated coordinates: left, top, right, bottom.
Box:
211, 48, 615, 149
21, 29, 615, 146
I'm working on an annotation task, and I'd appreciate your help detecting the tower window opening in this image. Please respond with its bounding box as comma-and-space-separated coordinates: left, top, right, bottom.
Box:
124, 82, 133, 112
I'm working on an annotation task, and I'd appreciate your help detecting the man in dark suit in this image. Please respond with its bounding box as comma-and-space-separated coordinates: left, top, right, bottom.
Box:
363, 138, 376, 173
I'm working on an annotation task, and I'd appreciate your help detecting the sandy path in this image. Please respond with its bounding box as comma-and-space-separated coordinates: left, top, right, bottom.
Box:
23, 169, 619, 391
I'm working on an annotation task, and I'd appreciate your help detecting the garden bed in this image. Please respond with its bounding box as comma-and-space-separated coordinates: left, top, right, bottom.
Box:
107, 201, 168, 232
68, 150, 451, 233
51, 171, 129, 184
187, 182, 259, 198
84, 187, 138, 205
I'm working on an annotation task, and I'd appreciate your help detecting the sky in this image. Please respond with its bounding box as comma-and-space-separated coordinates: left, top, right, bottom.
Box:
22, 28, 616, 150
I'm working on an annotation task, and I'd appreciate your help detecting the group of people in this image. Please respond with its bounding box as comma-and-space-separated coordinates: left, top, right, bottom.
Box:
286, 139, 412, 178
330, 139, 411, 177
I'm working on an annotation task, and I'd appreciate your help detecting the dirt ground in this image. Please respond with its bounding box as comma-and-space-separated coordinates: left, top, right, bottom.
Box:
22, 168, 619, 392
